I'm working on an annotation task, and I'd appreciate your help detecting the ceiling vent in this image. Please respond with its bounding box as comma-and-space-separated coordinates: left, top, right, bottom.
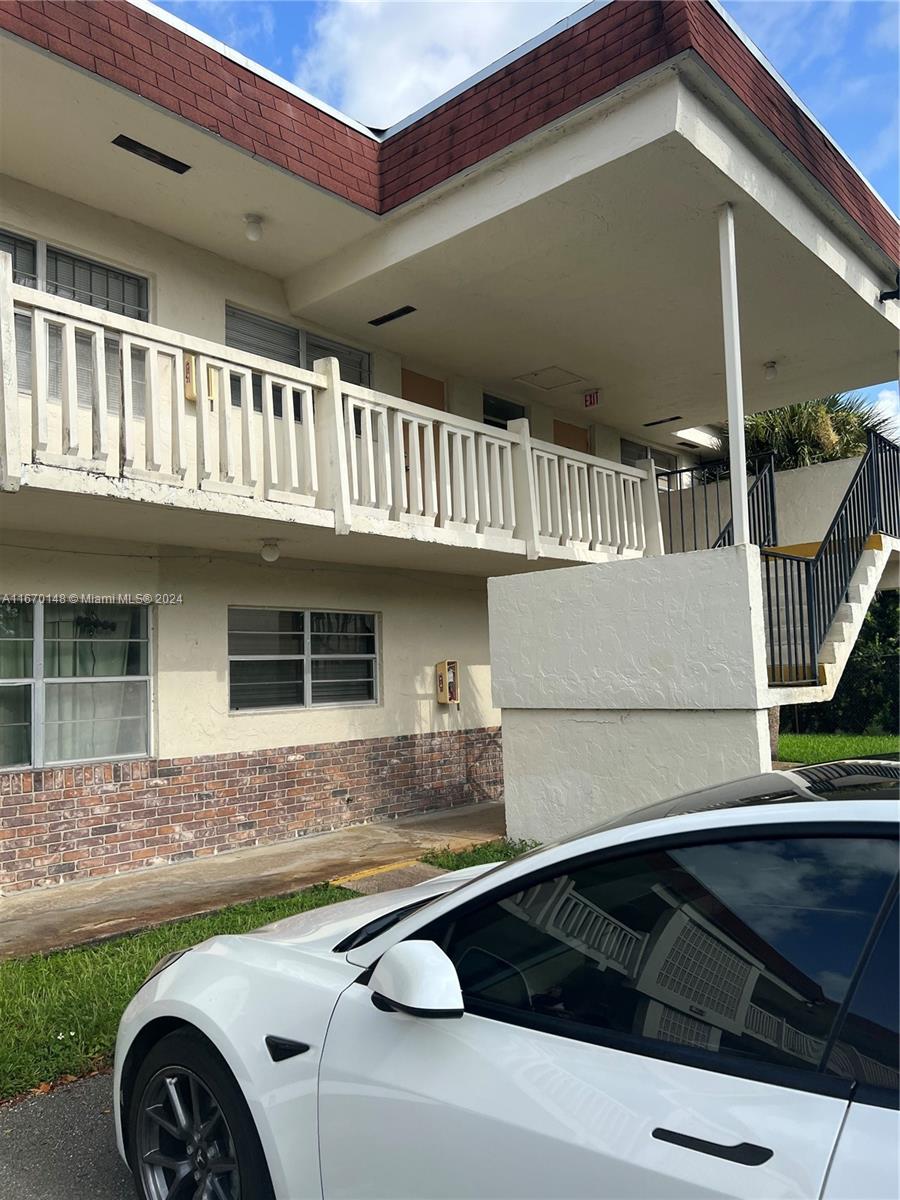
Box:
112, 135, 191, 174
514, 366, 585, 391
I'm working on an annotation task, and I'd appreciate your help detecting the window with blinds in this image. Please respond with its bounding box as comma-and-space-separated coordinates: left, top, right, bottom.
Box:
0, 229, 38, 287
227, 607, 378, 710
621, 438, 677, 473
224, 306, 372, 418
6, 231, 150, 414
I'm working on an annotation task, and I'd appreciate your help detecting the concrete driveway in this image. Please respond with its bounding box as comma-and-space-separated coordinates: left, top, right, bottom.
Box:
0, 1074, 131, 1199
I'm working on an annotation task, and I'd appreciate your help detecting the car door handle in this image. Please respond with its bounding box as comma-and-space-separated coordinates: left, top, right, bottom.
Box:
652, 1128, 773, 1166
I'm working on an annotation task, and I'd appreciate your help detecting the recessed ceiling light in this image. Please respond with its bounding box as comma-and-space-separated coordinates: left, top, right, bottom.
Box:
369, 305, 417, 326
112, 134, 191, 174
643, 415, 683, 427
514, 366, 585, 391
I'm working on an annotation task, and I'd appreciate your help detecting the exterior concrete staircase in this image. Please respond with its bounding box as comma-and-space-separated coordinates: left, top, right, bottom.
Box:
761, 431, 899, 702
767, 533, 897, 704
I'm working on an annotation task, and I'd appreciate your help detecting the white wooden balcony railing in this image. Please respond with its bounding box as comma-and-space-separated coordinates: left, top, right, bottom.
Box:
0, 261, 661, 563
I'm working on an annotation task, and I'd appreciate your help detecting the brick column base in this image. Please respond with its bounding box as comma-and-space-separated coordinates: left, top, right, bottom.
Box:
0, 727, 503, 892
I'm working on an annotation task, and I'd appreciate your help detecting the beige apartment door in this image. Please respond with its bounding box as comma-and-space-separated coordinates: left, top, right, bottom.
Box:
553, 419, 590, 453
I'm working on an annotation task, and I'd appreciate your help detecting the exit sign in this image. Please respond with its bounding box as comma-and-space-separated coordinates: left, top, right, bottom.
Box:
583, 389, 601, 408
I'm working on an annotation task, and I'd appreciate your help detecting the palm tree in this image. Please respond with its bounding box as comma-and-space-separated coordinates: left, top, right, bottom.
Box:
717, 392, 892, 469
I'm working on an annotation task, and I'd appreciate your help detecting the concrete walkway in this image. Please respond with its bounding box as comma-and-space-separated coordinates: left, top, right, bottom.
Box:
0, 802, 505, 960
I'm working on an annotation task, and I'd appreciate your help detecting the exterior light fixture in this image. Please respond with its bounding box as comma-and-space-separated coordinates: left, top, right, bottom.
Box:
764, 361, 778, 382
260, 541, 280, 563
244, 214, 264, 243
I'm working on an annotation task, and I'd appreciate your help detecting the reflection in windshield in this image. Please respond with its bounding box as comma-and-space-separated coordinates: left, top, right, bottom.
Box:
441, 837, 898, 1084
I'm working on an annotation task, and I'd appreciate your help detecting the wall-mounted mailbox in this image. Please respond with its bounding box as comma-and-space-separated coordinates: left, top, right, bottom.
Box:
436, 660, 460, 705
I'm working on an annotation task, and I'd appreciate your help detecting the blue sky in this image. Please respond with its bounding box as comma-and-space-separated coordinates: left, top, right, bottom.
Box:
157, 0, 899, 422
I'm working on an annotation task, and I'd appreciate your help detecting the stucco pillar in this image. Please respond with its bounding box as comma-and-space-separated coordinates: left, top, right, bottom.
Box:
489, 545, 773, 841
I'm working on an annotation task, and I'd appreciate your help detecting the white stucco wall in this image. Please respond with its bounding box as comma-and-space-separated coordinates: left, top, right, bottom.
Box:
490, 545, 770, 711
773, 457, 861, 546
489, 545, 771, 841
503, 708, 770, 841
0, 537, 498, 759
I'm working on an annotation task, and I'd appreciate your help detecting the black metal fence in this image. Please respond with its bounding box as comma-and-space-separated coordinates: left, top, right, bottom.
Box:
655, 454, 777, 554
761, 431, 899, 685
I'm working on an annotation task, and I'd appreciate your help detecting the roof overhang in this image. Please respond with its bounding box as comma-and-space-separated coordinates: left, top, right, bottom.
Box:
1, 0, 897, 444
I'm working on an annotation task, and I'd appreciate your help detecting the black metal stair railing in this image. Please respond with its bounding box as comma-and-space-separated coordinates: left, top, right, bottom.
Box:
655, 453, 777, 554
761, 431, 899, 686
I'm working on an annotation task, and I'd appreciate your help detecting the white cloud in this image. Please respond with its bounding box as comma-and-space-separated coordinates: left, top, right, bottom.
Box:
872, 383, 900, 436
163, 1, 276, 55
293, 0, 584, 129
868, 1, 900, 52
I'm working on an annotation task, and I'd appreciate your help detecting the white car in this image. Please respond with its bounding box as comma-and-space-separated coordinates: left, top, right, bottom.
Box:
114, 760, 899, 1200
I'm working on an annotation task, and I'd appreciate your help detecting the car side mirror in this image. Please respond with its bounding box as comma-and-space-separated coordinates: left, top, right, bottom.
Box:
369, 940, 464, 1019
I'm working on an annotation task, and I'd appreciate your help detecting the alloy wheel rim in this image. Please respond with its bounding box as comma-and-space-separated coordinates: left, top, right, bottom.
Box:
136, 1066, 240, 1200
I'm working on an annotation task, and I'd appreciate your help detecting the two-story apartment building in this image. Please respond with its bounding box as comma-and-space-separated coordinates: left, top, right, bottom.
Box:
0, 0, 897, 890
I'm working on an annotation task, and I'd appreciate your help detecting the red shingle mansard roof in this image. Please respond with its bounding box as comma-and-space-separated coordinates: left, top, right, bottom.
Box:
1, 0, 897, 263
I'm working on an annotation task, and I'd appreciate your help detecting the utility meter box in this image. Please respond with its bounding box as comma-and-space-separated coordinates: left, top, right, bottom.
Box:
435, 660, 460, 705
183, 352, 198, 402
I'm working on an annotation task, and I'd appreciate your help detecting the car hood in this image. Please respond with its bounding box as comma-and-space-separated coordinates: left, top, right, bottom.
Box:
246, 862, 498, 952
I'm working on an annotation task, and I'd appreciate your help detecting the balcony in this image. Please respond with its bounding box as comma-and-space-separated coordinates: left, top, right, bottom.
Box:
0, 273, 658, 571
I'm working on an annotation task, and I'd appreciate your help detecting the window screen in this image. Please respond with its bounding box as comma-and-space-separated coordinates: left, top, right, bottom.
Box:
425, 835, 896, 1084
0, 228, 37, 287
46, 247, 149, 320
228, 608, 377, 711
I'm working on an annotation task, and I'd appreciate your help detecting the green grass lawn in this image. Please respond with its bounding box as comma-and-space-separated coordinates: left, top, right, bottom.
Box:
0, 883, 355, 1103
0, 838, 538, 1103
420, 838, 538, 871
778, 732, 900, 764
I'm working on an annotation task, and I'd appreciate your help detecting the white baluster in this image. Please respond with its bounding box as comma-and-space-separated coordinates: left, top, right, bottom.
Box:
171, 348, 186, 479
374, 406, 391, 511
500, 442, 516, 533
262, 374, 281, 492
390, 410, 408, 519
282, 386, 303, 494
217, 366, 235, 483
60, 320, 78, 455
476, 436, 491, 531
31, 312, 49, 453
344, 397, 360, 504
464, 433, 478, 527
145, 346, 162, 472
360, 404, 377, 506
87, 325, 108, 463
237, 369, 257, 488
422, 419, 438, 520
196, 357, 214, 482
438, 424, 452, 526
300, 388, 317, 497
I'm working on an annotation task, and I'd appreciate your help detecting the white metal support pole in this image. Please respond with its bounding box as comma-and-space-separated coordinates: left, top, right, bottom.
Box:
718, 202, 750, 546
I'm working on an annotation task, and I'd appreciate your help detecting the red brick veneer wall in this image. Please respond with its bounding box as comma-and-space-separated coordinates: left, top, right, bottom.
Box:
0, 0, 380, 208
0, 726, 503, 892
0, 1, 896, 261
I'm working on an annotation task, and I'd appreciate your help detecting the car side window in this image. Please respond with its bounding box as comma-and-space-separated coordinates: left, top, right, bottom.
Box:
824, 890, 898, 1105
426, 835, 897, 1080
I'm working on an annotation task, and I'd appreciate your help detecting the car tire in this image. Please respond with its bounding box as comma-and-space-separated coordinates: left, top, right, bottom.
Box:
126, 1028, 276, 1200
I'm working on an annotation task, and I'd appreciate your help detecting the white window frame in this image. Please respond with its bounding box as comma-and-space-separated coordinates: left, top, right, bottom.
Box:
0, 225, 153, 321
227, 606, 380, 714
0, 600, 153, 770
